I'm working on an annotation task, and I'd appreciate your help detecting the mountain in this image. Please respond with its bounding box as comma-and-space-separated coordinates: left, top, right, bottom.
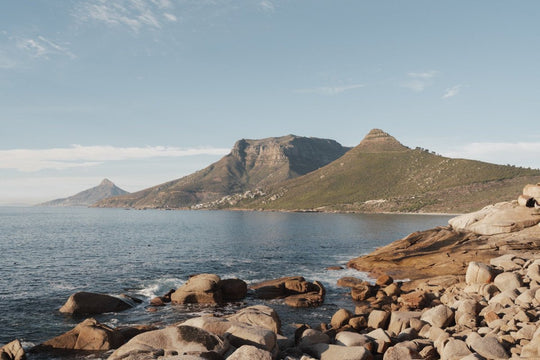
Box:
235, 129, 540, 213
94, 135, 350, 209
38, 179, 129, 207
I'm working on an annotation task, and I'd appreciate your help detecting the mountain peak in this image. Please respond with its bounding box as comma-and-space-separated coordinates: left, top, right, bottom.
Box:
100, 178, 114, 186
355, 129, 409, 152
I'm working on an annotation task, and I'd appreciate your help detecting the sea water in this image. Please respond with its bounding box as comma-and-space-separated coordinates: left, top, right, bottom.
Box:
0, 207, 451, 357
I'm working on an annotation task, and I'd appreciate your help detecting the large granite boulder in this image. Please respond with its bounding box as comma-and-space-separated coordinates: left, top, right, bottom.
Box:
0, 340, 25, 360
108, 325, 228, 360
33, 318, 152, 352
226, 305, 281, 334
171, 274, 223, 304
59, 292, 134, 314
449, 201, 540, 235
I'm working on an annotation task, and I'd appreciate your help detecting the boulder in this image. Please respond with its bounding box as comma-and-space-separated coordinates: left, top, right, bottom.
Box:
251, 276, 325, 307
493, 272, 522, 292
466, 333, 509, 359
376, 275, 394, 286
523, 183, 540, 198
368, 310, 390, 329
465, 262, 496, 285
225, 323, 276, 352
227, 345, 272, 360
387, 311, 422, 336
489, 254, 521, 271
35, 318, 135, 351
226, 305, 281, 334
0, 340, 25, 360
171, 274, 223, 304
298, 329, 330, 348
526, 260, 540, 282
440, 338, 472, 360
251, 276, 304, 299
303, 343, 373, 360
420, 305, 454, 328
330, 308, 353, 329
399, 290, 428, 309
383, 344, 421, 360
449, 201, 540, 235
351, 283, 377, 301
220, 278, 247, 301
337, 277, 367, 288
108, 325, 228, 360
335, 331, 371, 347
455, 300, 479, 328
59, 292, 133, 314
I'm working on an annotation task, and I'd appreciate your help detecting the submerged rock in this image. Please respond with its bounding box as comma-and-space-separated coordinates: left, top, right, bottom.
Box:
59, 292, 134, 314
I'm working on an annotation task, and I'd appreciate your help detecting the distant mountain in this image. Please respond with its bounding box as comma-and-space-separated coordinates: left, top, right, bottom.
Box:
94, 135, 350, 209
38, 179, 129, 207
236, 129, 540, 213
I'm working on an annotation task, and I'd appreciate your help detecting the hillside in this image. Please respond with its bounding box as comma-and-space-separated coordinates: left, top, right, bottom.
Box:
235, 129, 540, 213
38, 179, 129, 207
94, 135, 350, 209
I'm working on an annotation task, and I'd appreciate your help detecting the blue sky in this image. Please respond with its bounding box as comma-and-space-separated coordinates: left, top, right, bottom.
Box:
1, 1, 539, 204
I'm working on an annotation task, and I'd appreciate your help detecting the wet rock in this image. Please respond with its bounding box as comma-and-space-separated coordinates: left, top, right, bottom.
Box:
59, 291, 133, 314
220, 278, 247, 301
376, 275, 394, 286
0, 339, 25, 360
108, 325, 228, 360
227, 345, 272, 360
171, 274, 223, 304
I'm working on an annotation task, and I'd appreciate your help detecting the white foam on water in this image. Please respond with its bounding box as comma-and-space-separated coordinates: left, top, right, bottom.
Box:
135, 277, 184, 299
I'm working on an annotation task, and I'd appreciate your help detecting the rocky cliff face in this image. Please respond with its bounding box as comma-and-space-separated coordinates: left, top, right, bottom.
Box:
38, 179, 129, 207
94, 135, 350, 209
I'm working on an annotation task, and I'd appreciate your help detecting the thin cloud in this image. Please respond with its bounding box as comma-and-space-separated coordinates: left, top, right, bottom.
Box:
0, 145, 230, 172
295, 84, 364, 96
442, 84, 462, 99
443, 142, 540, 169
400, 70, 438, 92
16, 36, 76, 60
259, 0, 275, 12
76, 0, 178, 32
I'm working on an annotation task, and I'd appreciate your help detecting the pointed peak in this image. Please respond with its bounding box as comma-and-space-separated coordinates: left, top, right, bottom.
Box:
355, 129, 409, 152
100, 178, 114, 186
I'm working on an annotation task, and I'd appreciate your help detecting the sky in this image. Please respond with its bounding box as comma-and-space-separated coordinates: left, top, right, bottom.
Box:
1, 0, 539, 204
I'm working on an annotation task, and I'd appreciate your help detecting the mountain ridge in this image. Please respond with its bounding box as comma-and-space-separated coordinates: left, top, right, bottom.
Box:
38, 179, 129, 207
94, 135, 350, 209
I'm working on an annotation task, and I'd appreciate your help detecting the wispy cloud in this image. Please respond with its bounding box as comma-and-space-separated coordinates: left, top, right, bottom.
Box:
259, 0, 275, 12
16, 35, 76, 60
443, 142, 540, 169
400, 70, 438, 92
295, 84, 364, 96
76, 0, 178, 32
0, 145, 230, 172
442, 84, 462, 99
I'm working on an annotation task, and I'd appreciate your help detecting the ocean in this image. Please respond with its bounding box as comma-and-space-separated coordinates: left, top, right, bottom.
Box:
0, 206, 452, 358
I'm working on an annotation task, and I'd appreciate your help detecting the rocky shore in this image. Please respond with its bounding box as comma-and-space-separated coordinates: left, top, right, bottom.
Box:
3, 184, 540, 360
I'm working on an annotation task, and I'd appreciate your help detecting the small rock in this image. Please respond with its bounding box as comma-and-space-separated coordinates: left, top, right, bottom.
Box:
303, 343, 372, 360
383, 344, 421, 360
0, 339, 25, 360
387, 311, 422, 336
399, 290, 428, 309
376, 275, 394, 286
348, 316, 367, 330
298, 329, 330, 348
335, 331, 372, 347
440, 338, 472, 360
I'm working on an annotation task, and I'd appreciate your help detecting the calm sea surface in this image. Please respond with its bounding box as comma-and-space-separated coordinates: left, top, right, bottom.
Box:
0, 207, 452, 357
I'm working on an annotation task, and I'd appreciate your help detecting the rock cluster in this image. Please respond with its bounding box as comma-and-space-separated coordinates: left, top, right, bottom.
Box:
250, 276, 326, 308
